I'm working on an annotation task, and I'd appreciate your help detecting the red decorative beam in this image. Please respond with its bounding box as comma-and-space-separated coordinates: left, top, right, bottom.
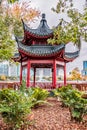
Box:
30, 60, 53, 64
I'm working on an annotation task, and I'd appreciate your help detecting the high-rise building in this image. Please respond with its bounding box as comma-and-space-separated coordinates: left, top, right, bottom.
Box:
0, 63, 8, 76
82, 61, 87, 75
0, 62, 20, 77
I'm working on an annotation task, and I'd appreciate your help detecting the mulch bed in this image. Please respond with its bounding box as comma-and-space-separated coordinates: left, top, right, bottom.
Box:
0, 97, 87, 130
28, 97, 87, 130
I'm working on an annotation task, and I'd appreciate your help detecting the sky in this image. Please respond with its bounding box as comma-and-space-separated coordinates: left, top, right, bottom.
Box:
27, 0, 87, 74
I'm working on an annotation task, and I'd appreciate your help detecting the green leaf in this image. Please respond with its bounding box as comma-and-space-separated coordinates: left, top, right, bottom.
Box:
72, 110, 81, 118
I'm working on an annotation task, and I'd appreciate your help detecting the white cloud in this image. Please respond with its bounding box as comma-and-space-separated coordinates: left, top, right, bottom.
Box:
30, 0, 58, 27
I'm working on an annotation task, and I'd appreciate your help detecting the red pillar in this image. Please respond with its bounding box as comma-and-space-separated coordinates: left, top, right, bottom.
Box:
27, 60, 31, 87
52, 68, 54, 87
64, 62, 66, 86
32, 40, 35, 45
53, 60, 56, 88
33, 68, 36, 87
20, 63, 23, 85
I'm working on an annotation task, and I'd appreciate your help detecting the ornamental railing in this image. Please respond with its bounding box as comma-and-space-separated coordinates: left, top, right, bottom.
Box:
0, 81, 20, 90
0, 81, 87, 91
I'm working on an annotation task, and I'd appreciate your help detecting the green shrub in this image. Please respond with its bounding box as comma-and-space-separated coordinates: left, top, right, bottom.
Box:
53, 85, 87, 122
26, 87, 49, 108
19, 81, 49, 108
19, 80, 26, 93
0, 89, 32, 129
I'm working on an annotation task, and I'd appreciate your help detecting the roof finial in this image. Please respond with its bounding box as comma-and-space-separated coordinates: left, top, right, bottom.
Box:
42, 13, 45, 19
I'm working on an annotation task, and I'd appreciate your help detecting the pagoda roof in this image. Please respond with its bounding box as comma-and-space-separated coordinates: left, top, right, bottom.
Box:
22, 13, 53, 38
13, 37, 79, 62
13, 13, 80, 63
13, 50, 79, 62
65, 51, 79, 59
17, 40, 65, 57
64, 51, 79, 62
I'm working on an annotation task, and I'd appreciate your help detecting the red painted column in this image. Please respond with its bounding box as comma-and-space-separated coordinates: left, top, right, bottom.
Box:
33, 68, 36, 87
20, 62, 23, 85
52, 68, 54, 88
32, 40, 35, 45
53, 60, 56, 88
64, 62, 66, 86
27, 59, 31, 87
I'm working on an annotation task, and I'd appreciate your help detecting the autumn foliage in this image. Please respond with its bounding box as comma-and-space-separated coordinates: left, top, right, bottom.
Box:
0, 0, 40, 61
69, 68, 82, 81
1, 0, 40, 23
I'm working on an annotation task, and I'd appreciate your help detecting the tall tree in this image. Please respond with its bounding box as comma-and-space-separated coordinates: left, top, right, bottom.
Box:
0, 0, 40, 61
48, 0, 87, 49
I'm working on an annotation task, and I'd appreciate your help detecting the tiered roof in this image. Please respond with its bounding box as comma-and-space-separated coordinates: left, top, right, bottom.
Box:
22, 13, 53, 39
13, 13, 79, 63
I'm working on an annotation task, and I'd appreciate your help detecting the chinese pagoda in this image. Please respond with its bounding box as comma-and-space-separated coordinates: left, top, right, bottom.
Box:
13, 13, 79, 88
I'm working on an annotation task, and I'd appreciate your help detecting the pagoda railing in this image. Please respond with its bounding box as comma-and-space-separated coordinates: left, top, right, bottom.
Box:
30, 82, 87, 91
68, 82, 87, 91
0, 81, 87, 91
0, 81, 20, 90
30, 82, 64, 90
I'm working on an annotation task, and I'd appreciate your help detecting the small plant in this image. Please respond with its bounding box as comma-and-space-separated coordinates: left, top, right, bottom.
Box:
19, 81, 49, 107
53, 85, 87, 122
26, 87, 49, 108
19, 80, 26, 93
69, 96, 87, 122
0, 88, 33, 129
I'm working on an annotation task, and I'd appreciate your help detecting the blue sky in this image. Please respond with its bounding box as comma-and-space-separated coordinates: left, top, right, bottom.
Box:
28, 0, 87, 74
